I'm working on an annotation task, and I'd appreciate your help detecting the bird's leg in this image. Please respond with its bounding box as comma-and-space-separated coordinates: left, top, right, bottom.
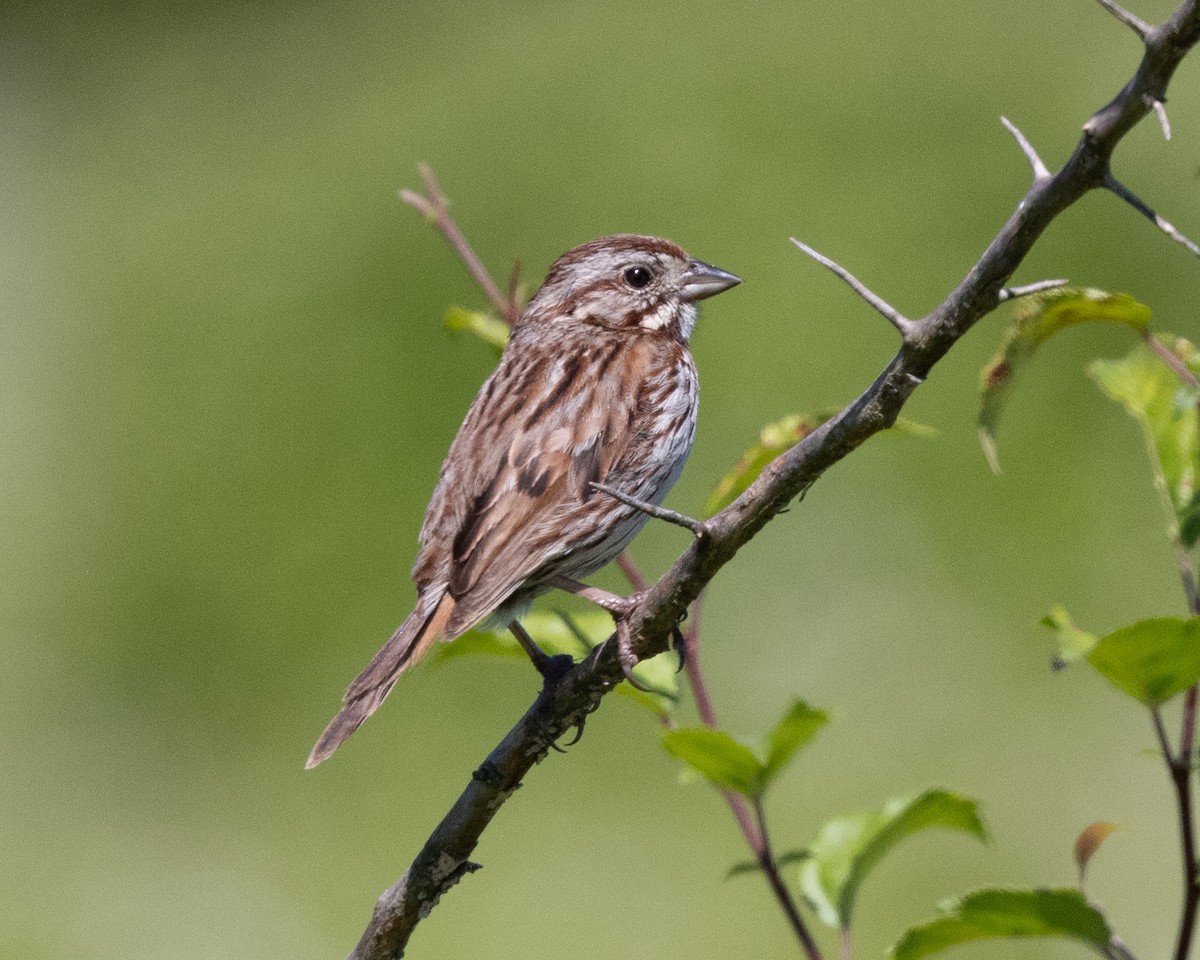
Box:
509, 620, 581, 753
509, 620, 575, 683
547, 575, 649, 690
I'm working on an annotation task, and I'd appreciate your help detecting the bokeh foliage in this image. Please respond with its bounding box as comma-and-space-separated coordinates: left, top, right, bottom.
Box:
3, 1, 1199, 958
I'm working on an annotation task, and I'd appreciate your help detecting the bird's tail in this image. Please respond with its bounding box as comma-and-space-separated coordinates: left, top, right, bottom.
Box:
306, 593, 456, 768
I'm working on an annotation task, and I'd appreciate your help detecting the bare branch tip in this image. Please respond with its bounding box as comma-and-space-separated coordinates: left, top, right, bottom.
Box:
398, 189, 437, 220
997, 278, 1071, 302
589, 482, 708, 537
1106, 174, 1200, 259
1096, 0, 1151, 39
789, 238, 914, 336
1147, 96, 1172, 140
1000, 116, 1051, 181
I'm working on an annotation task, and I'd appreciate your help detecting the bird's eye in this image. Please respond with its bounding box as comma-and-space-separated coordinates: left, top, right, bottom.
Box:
623, 266, 653, 289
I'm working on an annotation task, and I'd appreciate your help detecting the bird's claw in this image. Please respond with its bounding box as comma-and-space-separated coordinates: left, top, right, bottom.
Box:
671, 625, 687, 673
617, 619, 652, 692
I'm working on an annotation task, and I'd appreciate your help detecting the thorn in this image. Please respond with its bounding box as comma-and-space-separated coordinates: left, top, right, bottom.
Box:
1096, 0, 1151, 39
589, 482, 708, 538
1000, 116, 1052, 181
789, 238, 915, 337
561, 716, 586, 747
905, 372, 925, 386
1146, 96, 1172, 140
1105, 173, 1200, 259
997, 278, 1070, 302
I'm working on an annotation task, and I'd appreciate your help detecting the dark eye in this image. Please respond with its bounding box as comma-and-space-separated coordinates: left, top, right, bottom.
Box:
623, 266, 653, 289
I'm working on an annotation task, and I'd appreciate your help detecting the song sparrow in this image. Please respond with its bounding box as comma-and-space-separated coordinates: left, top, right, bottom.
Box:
307, 234, 740, 767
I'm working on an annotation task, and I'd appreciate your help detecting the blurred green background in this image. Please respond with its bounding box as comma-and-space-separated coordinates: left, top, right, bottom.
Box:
3, 1, 1199, 957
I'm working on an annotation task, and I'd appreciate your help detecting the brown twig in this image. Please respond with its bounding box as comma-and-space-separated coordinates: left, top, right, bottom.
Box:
346, 3, 1200, 955
399, 164, 521, 325
679, 594, 822, 959
1149, 330, 1200, 960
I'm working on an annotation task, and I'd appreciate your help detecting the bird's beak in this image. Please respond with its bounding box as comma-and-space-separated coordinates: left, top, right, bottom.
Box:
680, 259, 742, 302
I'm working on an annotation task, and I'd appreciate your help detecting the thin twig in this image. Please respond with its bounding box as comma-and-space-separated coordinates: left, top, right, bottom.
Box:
678, 597, 822, 960
753, 796, 825, 960
1097, 0, 1153, 39
1146, 333, 1200, 390
590, 482, 708, 537
789, 239, 915, 337
1000, 116, 1052, 181
997, 278, 1070, 302
1105, 174, 1200, 258
616, 553, 648, 592
1151, 701, 1200, 960
1155, 334, 1200, 960
399, 164, 521, 325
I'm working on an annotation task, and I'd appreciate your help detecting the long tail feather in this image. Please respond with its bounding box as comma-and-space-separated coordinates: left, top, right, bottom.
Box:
306, 593, 456, 768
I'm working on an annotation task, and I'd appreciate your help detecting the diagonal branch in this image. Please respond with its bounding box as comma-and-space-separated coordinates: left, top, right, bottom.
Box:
347, 2, 1200, 956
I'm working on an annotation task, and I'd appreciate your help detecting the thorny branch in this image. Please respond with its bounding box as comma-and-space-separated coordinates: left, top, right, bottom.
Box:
344, 2, 1200, 957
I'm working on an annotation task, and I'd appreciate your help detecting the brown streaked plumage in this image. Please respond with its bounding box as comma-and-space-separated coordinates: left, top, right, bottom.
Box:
307, 234, 740, 768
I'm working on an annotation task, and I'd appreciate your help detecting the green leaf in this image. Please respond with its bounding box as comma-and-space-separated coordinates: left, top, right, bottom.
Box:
704, 413, 829, 517
435, 609, 678, 713
705, 412, 934, 517
1088, 337, 1199, 541
1040, 605, 1098, 668
800, 790, 987, 929
978, 288, 1151, 472
660, 727, 766, 798
1086, 616, 1200, 706
763, 699, 828, 785
435, 609, 603, 664
890, 888, 1113, 960
444, 306, 509, 353
726, 849, 810, 880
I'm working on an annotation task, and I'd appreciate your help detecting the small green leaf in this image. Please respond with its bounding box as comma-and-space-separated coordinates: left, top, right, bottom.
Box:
763, 699, 828, 785
800, 790, 987, 929
1086, 616, 1200, 706
978, 288, 1151, 472
1040, 605, 1098, 667
444, 306, 510, 352
440, 609, 678, 712
704, 413, 829, 517
432, 629, 526, 663
706, 412, 934, 517
890, 888, 1113, 960
661, 727, 766, 798
726, 849, 810, 880
1089, 337, 1199, 541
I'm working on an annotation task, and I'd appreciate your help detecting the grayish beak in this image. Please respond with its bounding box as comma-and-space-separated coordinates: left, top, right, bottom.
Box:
680, 259, 742, 302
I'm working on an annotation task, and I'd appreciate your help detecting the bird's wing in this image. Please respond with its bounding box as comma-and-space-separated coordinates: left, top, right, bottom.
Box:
412, 330, 663, 631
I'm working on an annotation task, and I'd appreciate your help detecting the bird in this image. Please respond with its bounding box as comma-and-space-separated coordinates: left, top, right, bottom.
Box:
307, 234, 740, 767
